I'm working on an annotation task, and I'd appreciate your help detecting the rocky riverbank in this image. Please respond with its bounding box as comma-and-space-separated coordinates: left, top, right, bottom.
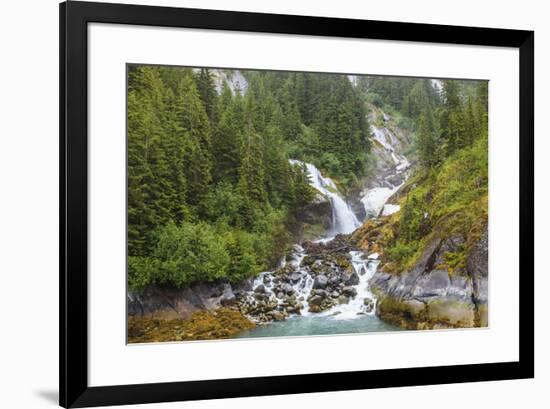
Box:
352, 209, 488, 330
127, 308, 255, 343
235, 235, 375, 323
127, 234, 380, 338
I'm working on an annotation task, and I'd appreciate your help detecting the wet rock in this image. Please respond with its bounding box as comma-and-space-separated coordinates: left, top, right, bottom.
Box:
345, 271, 360, 286
308, 295, 324, 307
329, 276, 341, 286
363, 297, 374, 313
342, 286, 357, 297
220, 288, 237, 307
296, 192, 332, 228
254, 293, 268, 302
254, 284, 267, 294
311, 260, 324, 273
313, 275, 328, 289
387, 174, 403, 186
282, 283, 294, 295
338, 295, 350, 304
270, 311, 286, 321
309, 305, 322, 313
290, 272, 302, 283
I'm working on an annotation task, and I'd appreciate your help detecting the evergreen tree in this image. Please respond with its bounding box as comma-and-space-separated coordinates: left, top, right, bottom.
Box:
173, 72, 212, 214
128, 66, 173, 255
212, 82, 242, 184
277, 78, 302, 140
417, 106, 439, 167
196, 68, 218, 122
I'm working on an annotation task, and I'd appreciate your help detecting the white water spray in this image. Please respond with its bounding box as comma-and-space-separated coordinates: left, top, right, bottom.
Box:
322, 251, 380, 320
290, 160, 360, 235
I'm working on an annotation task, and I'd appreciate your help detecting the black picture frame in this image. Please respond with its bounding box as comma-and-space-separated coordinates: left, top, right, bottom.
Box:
60, 1, 534, 407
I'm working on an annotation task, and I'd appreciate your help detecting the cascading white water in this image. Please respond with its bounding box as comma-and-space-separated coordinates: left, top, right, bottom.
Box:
361, 125, 411, 218
241, 120, 412, 335
361, 186, 401, 219
247, 130, 410, 323
247, 163, 385, 322
290, 160, 360, 235
321, 251, 380, 320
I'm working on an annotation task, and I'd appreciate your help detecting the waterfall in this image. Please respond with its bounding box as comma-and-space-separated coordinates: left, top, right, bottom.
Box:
247, 247, 382, 322
360, 125, 411, 219
321, 251, 379, 320
239, 114, 415, 330
290, 160, 360, 235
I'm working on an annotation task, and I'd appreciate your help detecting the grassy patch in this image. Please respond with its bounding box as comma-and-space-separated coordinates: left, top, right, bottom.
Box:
367, 135, 488, 274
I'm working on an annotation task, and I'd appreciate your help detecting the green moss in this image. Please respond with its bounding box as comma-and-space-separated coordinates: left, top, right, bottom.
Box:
377, 295, 478, 330
381, 136, 488, 273
301, 223, 326, 241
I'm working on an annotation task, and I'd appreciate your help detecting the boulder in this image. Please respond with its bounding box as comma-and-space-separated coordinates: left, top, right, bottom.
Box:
343, 286, 357, 297
363, 297, 374, 313
282, 283, 294, 295
270, 311, 286, 321
308, 295, 324, 307
254, 284, 267, 294
313, 275, 328, 289
338, 295, 350, 305
329, 276, 341, 286
220, 287, 237, 307
345, 271, 360, 286
290, 272, 302, 283
295, 192, 332, 228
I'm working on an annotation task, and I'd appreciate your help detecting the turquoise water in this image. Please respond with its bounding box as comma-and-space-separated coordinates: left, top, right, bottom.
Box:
238, 313, 402, 339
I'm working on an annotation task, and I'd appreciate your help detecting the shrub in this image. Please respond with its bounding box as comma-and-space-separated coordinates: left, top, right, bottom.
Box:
128, 208, 292, 292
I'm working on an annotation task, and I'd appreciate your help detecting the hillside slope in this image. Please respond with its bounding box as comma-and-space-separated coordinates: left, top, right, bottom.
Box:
352, 135, 488, 329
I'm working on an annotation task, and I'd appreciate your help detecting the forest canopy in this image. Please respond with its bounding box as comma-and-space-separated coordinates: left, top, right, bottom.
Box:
127, 66, 376, 291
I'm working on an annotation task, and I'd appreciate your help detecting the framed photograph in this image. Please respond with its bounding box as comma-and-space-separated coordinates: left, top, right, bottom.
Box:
60, 1, 534, 407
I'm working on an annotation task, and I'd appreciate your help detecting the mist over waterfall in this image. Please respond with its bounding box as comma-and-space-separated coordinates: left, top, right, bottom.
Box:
290, 160, 360, 235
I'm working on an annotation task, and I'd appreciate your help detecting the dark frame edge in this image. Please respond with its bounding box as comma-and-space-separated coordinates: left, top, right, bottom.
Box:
59, 1, 67, 407
70, 362, 527, 408
519, 31, 535, 380
60, 1, 90, 407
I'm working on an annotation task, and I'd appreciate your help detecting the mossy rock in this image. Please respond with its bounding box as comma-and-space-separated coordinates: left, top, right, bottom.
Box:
127, 308, 255, 343
377, 296, 478, 330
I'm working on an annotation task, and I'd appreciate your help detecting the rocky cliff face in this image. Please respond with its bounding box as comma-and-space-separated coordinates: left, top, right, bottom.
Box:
348, 107, 414, 221
369, 228, 488, 329
128, 279, 253, 320
295, 192, 332, 230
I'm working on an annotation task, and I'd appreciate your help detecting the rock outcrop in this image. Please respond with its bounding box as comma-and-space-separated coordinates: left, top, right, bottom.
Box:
369, 228, 488, 329
295, 192, 332, 229
127, 279, 252, 320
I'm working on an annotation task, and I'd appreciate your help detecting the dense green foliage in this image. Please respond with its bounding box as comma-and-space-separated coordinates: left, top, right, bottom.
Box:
358, 76, 441, 129
384, 80, 489, 272
127, 65, 488, 291
127, 66, 375, 291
